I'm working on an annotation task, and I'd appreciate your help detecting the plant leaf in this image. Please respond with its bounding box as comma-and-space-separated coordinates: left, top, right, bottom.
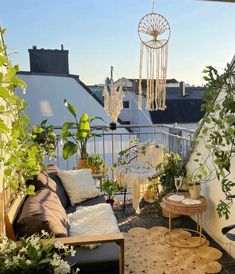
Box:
63, 141, 78, 159
64, 99, 77, 117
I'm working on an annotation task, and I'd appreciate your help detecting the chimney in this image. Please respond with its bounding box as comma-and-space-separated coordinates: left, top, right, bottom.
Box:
28, 45, 69, 74
180, 81, 185, 97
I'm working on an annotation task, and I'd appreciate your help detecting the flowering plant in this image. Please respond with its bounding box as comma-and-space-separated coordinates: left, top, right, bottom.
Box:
0, 231, 79, 274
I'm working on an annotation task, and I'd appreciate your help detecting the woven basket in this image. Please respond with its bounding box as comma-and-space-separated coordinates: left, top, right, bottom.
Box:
162, 192, 207, 215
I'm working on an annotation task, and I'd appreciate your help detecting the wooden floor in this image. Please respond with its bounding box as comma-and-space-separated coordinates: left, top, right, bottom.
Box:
113, 199, 235, 274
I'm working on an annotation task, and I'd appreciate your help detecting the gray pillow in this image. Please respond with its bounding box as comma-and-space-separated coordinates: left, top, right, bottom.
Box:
16, 188, 69, 237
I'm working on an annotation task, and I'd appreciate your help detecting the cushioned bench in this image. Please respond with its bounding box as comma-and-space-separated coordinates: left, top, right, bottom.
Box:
5, 171, 124, 274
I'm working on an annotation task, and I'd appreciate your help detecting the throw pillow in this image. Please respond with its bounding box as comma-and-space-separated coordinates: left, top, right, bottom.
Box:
16, 188, 69, 237
57, 169, 101, 206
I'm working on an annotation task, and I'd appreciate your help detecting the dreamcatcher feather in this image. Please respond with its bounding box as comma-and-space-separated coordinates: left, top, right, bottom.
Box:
102, 78, 124, 123
138, 12, 170, 111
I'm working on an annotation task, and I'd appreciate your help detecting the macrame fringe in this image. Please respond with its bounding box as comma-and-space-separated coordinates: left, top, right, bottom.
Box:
103, 80, 124, 123
138, 43, 168, 111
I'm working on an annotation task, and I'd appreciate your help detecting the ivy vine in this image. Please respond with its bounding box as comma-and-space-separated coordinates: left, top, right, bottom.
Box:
198, 64, 235, 219
0, 28, 42, 195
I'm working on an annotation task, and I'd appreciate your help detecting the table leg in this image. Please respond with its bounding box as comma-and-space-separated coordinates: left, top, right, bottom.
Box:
99, 177, 103, 192
197, 213, 199, 232
199, 212, 202, 243
169, 211, 172, 241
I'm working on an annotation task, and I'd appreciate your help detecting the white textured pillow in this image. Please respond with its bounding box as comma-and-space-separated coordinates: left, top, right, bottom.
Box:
57, 169, 101, 205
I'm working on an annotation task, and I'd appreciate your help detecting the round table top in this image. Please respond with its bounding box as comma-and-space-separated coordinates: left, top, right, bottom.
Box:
163, 192, 208, 215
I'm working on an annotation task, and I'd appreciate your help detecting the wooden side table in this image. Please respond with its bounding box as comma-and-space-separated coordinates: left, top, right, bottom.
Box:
162, 192, 208, 248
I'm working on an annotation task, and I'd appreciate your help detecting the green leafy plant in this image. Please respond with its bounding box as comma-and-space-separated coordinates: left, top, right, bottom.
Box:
61, 99, 104, 160
31, 120, 57, 159
115, 138, 149, 166
194, 64, 235, 219
87, 154, 105, 169
102, 178, 122, 200
0, 28, 42, 195
156, 150, 185, 194
0, 231, 79, 274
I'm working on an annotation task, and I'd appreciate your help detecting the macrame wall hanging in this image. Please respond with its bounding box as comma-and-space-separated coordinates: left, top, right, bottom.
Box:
138, 2, 170, 111
103, 66, 124, 130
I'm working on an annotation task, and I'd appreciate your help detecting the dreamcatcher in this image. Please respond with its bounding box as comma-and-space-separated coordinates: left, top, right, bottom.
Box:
138, 2, 171, 111
103, 66, 124, 130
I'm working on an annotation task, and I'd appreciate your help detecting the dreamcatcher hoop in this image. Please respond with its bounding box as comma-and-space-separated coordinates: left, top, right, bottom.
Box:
138, 11, 171, 111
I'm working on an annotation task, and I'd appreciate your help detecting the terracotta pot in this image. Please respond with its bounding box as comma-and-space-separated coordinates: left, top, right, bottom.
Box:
106, 199, 115, 207
188, 182, 201, 199
92, 166, 101, 174
77, 159, 87, 169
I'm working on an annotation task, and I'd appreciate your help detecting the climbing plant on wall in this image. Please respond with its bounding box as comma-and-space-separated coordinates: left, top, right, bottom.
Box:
199, 64, 235, 219
0, 28, 42, 195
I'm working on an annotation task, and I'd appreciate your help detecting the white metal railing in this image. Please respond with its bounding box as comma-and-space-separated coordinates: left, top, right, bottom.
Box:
47, 124, 195, 170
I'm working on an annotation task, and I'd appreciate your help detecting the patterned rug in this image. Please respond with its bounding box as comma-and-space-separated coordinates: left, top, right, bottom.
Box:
124, 226, 222, 274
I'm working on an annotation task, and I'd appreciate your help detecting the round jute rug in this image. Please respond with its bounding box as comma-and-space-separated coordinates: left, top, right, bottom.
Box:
124, 226, 222, 274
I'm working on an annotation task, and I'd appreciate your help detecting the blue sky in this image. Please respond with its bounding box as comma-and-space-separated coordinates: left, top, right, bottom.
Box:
0, 0, 235, 85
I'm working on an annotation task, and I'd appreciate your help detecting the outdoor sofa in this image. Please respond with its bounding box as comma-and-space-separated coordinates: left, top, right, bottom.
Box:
6, 170, 124, 274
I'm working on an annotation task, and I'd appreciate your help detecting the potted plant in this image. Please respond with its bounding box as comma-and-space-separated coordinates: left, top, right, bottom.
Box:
102, 178, 122, 207
155, 150, 186, 217
87, 154, 106, 174
61, 99, 104, 168
0, 231, 79, 274
184, 170, 207, 200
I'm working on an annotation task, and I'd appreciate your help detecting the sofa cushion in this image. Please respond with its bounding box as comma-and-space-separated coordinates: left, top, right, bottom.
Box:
65, 243, 119, 274
57, 169, 101, 206
66, 195, 106, 214
16, 188, 69, 237
47, 172, 70, 208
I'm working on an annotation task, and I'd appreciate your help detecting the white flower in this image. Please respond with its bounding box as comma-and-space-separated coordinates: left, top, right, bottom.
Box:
0, 236, 17, 255
25, 259, 32, 265
41, 230, 49, 237
19, 247, 27, 254
54, 260, 71, 274
50, 253, 61, 267
69, 246, 76, 257
54, 241, 66, 250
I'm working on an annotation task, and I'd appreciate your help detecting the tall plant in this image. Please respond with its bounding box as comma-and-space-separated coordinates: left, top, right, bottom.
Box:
0, 28, 42, 195
196, 64, 235, 219
62, 99, 104, 160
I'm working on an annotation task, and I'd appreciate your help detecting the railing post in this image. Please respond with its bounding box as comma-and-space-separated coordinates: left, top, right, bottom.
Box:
112, 131, 114, 179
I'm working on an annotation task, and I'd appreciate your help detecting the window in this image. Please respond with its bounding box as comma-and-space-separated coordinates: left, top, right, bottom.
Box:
123, 101, 129, 108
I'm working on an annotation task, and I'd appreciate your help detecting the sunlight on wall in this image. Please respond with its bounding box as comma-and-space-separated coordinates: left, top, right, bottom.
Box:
186, 87, 235, 259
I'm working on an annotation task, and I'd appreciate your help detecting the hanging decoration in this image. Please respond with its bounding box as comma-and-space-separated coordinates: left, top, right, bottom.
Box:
138, 3, 170, 111
102, 66, 124, 130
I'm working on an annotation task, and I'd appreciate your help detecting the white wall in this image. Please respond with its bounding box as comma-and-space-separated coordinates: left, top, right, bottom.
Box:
186, 86, 235, 258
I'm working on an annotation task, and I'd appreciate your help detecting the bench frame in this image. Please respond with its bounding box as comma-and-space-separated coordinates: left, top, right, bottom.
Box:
5, 194, 124, 274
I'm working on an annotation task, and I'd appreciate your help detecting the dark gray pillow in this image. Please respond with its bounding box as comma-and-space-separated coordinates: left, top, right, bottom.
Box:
16, 188, 69, 237
47, 172, 70, 209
